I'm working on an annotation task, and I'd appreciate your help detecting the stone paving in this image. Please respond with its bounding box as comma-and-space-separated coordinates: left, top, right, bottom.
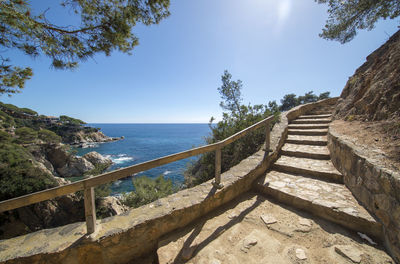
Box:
288, 123, 329, 129
288, 128, 328, 135
291, 118, 332, 124
273, 155, 342, 179
281, 143, 330, 159
286, 134, 327, 145
157, 193, 391, 264
156, 105, 393, 263
257, 107, 383, 239
255, 170, 381, 235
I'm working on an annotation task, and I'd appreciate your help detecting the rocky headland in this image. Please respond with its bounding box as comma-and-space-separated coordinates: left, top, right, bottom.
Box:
0, 103, 127, 239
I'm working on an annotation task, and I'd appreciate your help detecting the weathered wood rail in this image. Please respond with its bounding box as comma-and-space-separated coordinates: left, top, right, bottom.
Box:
0, 116, 273, 234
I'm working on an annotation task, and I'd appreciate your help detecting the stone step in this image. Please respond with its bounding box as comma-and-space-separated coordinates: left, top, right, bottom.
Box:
281, 143, 330, 160
308, 111, 333, 115
297, 114, 332, 119
288, 128, 328, 136
291, 118, 331, 124
273, 155, 343, 183
286, 135, 327, 146
288, 124, 329, 130
255, 170, 382, 240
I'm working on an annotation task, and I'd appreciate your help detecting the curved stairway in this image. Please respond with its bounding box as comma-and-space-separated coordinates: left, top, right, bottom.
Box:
155, 105, 391, 264
255, 105, 382, 239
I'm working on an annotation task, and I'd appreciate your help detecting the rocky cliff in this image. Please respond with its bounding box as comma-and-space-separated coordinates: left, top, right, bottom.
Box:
334, 30, 400, 121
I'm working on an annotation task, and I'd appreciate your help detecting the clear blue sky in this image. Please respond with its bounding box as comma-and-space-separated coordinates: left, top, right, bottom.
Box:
1, 0, 398, 123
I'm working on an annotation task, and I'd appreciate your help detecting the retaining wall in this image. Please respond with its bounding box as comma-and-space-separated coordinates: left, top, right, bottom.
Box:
0, 98, 337, 264
328, 124, 400, 263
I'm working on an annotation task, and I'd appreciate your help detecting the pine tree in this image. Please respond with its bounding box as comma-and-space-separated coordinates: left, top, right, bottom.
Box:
316, 0, 400, 43
0, 0, 170, 95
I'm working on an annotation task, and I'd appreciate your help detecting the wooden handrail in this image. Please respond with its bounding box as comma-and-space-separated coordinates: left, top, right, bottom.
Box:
0, 115, 274, 234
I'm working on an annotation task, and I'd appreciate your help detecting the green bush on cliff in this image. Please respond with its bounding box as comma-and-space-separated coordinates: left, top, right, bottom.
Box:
59, 115, 86, 125
185, 70, 280, 186
0, 142, 57, 201
121, 175, 176, 208
15, 127, 38, 144
0, 131, 11, 142
38, 129, 61, 144
184, 71, 331, 187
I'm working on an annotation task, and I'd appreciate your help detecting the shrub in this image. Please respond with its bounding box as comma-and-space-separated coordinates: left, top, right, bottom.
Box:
59, 115, 86, 125
121, 175, 176, 208
0, 142, 57, 201
38, 129, 62, 144
15, 127, 38, 144
0, 130, 11, 142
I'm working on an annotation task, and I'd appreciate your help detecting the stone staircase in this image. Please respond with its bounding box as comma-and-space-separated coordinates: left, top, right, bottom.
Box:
155, 104, 389, 264
255, 105, 382, 239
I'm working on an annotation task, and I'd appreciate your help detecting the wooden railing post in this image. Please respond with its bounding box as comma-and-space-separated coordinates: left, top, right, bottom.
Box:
84, 187, 96, 234
265, 121, 270, 152
212, 146, 223, 189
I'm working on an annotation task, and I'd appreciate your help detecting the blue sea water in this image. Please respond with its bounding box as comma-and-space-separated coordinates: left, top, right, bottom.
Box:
75, 124, 211, 195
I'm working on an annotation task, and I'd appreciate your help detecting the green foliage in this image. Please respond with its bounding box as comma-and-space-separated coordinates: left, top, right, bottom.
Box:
59, 115, 86, 125
19, 107, 38, 116
0, 102, 36, 116
15, 127, 37, 144
218, 70, 243, 119
0, 0, 170, 95
0, 142, 57, 201
316, 0, 400, 43
185, 72, 332, 186
0, 130, 11, 142
38, 129, 61, 144
121, 175, 176, 208
0, 110, 15, 128
185, 70, 281, 186
279, 91, 330, 111
84, 163, 112, 177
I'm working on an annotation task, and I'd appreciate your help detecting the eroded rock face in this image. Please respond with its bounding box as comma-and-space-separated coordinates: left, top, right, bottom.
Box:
334, 30, 400, 121
57, 156, 95, 177
97, 197, 128, 218
83, 151, 112, 166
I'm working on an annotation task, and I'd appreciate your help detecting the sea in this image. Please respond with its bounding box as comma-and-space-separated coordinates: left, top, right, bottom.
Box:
75, 123, 211, 195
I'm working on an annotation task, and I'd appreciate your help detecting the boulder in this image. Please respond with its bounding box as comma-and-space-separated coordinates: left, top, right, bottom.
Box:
83, 151, 112, 166
97, 196, 128, 218
57, 156, 95, 177
46, 145, 69, 169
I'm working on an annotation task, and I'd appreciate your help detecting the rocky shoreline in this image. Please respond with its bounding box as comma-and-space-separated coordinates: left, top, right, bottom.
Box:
68, 130, 124, 148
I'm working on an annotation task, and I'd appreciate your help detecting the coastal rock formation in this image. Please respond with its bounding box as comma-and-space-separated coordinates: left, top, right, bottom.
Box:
70, 130, 123, 147
83, 151, 112, 166
57, 156, 95, 177
97, 196, 128, 218
334, 30, 400, 121
43, 144, 112, 178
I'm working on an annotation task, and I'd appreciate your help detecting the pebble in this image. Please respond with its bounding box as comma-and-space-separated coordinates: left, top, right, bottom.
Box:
295, 248, 307, 260
334, 245, 363, 263
261, 214, 277, 225
298, 218, 312, 227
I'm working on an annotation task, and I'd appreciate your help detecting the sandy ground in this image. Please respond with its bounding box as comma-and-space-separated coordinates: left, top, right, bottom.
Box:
156, 192, 393, 264
331, 119, 400, 172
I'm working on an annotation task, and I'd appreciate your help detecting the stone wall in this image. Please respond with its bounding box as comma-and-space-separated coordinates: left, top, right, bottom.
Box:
0, 98, 337, 264
328, 126, 400, 263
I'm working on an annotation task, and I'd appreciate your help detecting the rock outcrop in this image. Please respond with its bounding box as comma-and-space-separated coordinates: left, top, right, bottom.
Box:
44, 145, 112, 178
334, 30, 400, 121
83, 151, 112, 166
69, 131, 123, 147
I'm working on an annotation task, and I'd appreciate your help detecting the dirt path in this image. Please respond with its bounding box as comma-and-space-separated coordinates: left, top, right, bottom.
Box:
157, 192, 393, 264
